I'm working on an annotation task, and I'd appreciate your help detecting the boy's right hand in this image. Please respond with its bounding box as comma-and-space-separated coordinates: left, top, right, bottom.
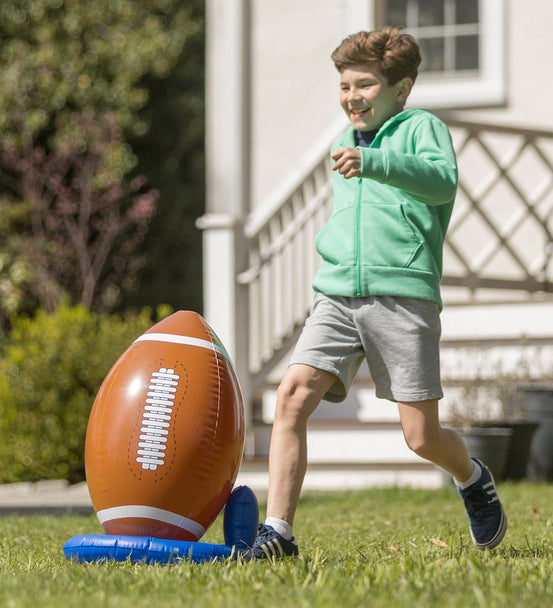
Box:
331, 147, 361, 179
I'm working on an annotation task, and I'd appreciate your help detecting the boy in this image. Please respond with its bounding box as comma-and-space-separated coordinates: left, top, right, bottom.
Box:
250, 27, 506, 559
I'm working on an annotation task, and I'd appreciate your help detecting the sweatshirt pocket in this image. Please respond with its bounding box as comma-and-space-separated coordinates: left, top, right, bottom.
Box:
360, 203, 422, 269
315, 206, 357, 266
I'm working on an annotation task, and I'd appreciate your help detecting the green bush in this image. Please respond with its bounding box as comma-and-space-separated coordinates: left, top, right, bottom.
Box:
0, 304, 171, 484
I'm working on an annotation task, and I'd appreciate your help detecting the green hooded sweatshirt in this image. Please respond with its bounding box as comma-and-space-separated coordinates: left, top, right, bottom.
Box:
312, 108, 457, 309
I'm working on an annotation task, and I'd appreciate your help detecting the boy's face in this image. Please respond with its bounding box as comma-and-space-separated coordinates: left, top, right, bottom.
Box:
339, 64, 411, 132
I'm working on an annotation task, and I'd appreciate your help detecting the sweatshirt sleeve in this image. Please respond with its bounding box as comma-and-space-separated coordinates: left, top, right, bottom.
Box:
358, 117, 458, 205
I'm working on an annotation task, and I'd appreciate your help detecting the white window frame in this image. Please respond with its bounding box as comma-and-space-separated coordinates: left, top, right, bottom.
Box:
339, 0, 506, 110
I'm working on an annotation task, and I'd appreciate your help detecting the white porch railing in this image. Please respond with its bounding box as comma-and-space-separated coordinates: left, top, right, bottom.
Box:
237, 116, 553, 392
237, 117, 346, 388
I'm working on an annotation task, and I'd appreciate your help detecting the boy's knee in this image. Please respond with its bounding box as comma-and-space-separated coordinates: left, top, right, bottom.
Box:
275, 371, 325, 423
398, 399, 443, 459
404, 429, 441, 460
276, 377, 313, 414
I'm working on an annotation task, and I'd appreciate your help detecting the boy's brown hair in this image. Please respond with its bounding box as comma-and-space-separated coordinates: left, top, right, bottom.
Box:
331, 27, 421, 85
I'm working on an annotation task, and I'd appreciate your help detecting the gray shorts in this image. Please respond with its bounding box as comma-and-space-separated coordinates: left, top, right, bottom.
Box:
289, 293, 443, 403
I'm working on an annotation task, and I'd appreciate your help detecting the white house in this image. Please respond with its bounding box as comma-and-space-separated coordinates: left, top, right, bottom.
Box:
200, 0, 553, 489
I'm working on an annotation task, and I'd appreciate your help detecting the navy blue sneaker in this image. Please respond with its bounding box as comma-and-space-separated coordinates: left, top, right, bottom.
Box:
457, 458, 507, 550
248, 524, 299, 559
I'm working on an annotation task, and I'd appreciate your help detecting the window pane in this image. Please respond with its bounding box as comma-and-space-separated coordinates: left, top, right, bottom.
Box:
456, 0, 479, 24
419, 37, 445, 72
418, 0, 444, 27
455, 35, 479, 70
386, 0, 408, 26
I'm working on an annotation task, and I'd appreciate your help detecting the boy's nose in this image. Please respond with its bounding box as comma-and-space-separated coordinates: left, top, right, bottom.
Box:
347, 88, 362, 101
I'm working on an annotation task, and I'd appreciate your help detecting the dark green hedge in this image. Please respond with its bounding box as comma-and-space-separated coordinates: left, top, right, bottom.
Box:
0, 305, 170, 483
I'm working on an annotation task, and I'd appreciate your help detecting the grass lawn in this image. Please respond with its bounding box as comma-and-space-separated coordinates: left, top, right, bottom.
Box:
1, 483, 553, 607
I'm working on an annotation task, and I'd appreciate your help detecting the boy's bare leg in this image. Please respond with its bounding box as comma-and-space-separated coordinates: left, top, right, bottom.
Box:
398, 398, 507, 550
266, 364, 337, 525
397, 399, 474, 482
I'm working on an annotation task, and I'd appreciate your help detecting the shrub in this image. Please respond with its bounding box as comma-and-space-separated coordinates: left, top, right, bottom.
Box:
0, 304, 170, 483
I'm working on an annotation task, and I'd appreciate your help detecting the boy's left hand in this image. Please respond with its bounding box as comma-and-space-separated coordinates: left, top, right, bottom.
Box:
331, 147, 361, 179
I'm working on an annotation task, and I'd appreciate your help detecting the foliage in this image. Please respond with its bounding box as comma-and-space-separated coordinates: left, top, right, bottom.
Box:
0, 199, 36, 320
128, 0, 205, 313
0, 303, 170, 483
0, 0, 202, 319
1, 484, 553, 606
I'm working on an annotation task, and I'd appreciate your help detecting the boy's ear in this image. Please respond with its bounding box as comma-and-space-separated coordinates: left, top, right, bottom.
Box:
396, 77, 414, 104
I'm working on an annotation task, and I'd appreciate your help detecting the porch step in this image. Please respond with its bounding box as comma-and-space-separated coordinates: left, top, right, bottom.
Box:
254, 420, 425, 462
440, 300, 553, 345
235, 458, 446, 497
249, 419, 447, 493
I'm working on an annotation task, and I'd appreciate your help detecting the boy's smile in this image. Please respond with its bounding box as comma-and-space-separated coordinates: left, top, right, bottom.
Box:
339, 64, 411, 132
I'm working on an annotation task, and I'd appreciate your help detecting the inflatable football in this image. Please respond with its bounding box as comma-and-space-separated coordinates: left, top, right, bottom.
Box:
85, 311, 246, 541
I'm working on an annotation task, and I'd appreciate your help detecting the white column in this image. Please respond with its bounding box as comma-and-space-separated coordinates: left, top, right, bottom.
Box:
199, 0, 253, 454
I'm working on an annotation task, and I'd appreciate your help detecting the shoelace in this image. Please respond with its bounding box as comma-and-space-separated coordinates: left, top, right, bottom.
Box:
463, 486, 494, 516
256, 525, 274, 541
